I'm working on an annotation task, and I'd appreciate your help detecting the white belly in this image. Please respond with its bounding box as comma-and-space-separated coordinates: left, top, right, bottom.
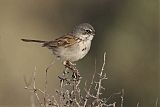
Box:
53, 40, 91, 62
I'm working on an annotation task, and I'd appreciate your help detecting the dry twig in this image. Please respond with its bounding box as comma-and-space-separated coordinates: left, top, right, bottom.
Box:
24, 52, 126, 107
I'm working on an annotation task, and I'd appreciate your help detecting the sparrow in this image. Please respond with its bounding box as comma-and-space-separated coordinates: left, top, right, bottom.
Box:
21, 23, 95, 71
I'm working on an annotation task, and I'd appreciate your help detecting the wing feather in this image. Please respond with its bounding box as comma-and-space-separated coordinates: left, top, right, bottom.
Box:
42, 34, 80, 48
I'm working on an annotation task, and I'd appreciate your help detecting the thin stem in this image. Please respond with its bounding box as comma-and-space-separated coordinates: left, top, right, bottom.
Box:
96, 52, 106, 98
136, 102, 139, 107
44, 68, 48, 107
155, 98, 159, 107
101, 52, 106, 75
120, 89, 124, 107
32, 67, 43, 107
44, 60, 55, 106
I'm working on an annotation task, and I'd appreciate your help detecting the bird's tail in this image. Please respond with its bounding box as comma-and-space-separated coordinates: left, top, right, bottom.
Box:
21, 39, 46, 43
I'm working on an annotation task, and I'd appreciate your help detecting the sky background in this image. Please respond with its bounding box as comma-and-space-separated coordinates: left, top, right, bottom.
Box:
0, 0, 159, 107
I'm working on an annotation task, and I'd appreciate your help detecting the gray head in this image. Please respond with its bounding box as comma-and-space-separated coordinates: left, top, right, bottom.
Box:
72, 23, 95, 40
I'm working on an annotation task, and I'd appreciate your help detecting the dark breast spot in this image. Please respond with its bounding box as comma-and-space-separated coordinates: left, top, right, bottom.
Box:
57, 56, 60, 58
82, 47, 87, 51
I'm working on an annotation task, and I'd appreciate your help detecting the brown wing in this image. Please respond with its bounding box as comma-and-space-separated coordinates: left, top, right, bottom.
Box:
42, 34, 80, 48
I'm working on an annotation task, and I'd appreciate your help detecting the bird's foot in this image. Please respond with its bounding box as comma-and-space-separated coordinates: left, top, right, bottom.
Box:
63, 61, 80, 78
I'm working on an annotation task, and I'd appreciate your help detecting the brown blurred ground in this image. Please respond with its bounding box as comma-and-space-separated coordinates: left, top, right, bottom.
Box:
0, 0, 159, 107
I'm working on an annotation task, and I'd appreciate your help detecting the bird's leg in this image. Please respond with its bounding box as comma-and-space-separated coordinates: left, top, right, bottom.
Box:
63, 61, 80, 77
63, 60, 77, 71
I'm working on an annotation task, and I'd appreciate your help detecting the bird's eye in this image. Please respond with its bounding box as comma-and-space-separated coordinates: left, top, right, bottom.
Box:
85, 29, 92, 34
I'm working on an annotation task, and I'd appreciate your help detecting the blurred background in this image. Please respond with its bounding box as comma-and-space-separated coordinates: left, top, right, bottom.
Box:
0, 0, 159, 107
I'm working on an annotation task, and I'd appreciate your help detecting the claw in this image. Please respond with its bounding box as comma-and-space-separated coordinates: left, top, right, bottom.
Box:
63, 61, 76, 66
70, 62, 76, 66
